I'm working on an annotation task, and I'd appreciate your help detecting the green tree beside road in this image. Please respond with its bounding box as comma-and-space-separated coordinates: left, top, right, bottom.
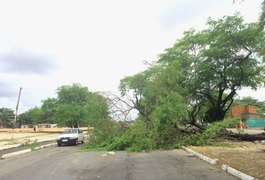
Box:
18, 83, 110, 128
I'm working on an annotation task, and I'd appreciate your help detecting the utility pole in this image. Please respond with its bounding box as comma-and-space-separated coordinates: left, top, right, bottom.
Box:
13, 87, 22, 126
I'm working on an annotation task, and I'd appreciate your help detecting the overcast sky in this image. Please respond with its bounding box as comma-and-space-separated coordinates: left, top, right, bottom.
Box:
0, 0, 264, 114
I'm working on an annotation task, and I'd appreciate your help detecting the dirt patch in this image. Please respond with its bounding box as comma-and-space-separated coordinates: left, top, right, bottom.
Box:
0, 127, 89, 133
189, 140, 265, 180
0, 132, 59, 146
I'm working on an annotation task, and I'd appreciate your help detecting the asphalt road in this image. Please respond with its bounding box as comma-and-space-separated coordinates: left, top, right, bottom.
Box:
0, 144, 238, 180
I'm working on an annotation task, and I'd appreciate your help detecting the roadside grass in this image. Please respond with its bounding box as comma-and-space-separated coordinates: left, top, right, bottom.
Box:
209, 142, 236, 148
21, 139, 39, 150
0, 138, 20, 145
189, 140, 265, 180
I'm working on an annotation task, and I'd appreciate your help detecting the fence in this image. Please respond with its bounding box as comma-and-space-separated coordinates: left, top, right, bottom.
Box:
241, 113, 265, 128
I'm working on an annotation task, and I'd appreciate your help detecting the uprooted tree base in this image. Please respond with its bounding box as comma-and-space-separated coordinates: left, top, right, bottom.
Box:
226, 132, 265, 141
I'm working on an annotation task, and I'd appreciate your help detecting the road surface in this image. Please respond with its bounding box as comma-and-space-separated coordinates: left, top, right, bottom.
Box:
0, 144, 237, 180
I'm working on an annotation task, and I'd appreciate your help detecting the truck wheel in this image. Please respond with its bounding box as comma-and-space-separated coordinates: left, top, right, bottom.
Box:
81, 138, 84, 144
57, 142, 62, 146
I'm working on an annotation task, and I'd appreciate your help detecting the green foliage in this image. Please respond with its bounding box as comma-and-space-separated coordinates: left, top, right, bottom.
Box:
54, 104, 87, 127
86, 119, 155, 152
19, 107, 48, 125
159, 13, 265, 122
57, 83, 91, 105
20, 83, 110, 127
84, 101, 238, 151
54, 83, 91, 127
21, 139, 39, 150
41, 98, 57, 123
150, 92, 188, 148
85, 118, 126, 150
0, 108, 14, 127
183, 118, 239, 146
18, 111, 33, 125
86, 92, 110, 127
29, 107, 44, 124
53, 83, 110, 127
110, 120, 155, 152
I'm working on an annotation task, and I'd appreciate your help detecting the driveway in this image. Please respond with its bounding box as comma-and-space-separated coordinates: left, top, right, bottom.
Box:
0, 144, 237, 180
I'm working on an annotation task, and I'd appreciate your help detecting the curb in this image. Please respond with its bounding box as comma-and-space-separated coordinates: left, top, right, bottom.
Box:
1, 149, 32, 159
34, 143, 57, 150
222, 165, 257, 180
38, 138, 56, 143
0, 138, 56, 151
1, 143, 56, 159
182, 146, 218, 164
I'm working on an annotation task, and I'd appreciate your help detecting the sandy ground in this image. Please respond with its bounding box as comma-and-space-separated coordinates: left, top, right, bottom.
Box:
189, 141, 265, 180
0, 127, 89, 147
0, 132, 59, 146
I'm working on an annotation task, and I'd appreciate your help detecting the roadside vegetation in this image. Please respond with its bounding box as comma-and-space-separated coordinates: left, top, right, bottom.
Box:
1, 1, 265, 152
21, 139, 39, 151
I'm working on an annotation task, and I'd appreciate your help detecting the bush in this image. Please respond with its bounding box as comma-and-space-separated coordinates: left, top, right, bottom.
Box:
85, 117, 239, 151
85, 119, 156, 152
21, 139, 39, 150
181, 118, 239, 146
85, 118, 127, 150
107, 120, 155, 152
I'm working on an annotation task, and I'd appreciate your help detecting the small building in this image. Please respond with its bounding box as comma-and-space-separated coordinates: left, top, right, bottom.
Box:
229, 105, 257, 117
228, 105, 265, 128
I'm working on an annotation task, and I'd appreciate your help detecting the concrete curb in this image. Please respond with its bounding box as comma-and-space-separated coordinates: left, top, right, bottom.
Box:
34, 143, 57, 150
0, 138, 56, 151
38, 138, 56, 143
1, 143, 56, 159
222, 165, 257, 180
182, 146, 218, 164
2, 149, 32, 159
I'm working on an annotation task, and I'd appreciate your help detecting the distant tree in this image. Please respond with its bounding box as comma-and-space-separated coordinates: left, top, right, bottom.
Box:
0, 108, 14, 127
41, 98, 57, 123
53, 83, 110, 127
27, 107, 44, 124
18, 111, 33, 125
54, 83, 91, 127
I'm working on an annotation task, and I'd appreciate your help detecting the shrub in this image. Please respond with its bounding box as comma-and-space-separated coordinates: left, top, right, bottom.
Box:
181, 118, 239, 146
21, 139, 39, 150
107, 120, 155, 152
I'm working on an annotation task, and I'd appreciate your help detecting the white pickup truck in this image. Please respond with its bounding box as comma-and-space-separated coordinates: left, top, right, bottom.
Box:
56, 128, 85, 146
